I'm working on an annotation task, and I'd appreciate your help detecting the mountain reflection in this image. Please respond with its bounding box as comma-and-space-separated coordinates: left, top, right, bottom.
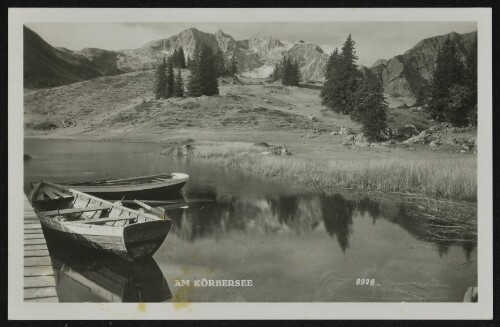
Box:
170, 189, 476, 260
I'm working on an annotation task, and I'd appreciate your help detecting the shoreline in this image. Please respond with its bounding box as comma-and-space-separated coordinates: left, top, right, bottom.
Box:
25, 132, 477, 202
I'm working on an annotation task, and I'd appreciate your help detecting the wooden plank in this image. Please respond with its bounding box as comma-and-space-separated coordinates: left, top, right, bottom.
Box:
25, 228, 44, 234
24, 238, 48, 245
79, 215, 138, 224
25, 296, 59, 303
43, 188, 60, 199
24, 256, 52, 267
24, 266, 54, 277
24, 233, 45, 239
24, 287, 57, 299
40, 205, 111, 216
24, 224, 42, 230
25, 276, 56, 288
24, 249, 50, 257
44, 186, 73, 198
24, 244, 49, 251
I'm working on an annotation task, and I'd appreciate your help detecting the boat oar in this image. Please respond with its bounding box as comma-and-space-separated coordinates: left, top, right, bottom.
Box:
134, 200, 166, 220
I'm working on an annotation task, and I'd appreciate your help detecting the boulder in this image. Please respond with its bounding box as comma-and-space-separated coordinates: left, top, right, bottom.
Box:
380, 139, 396, 146
353, 133, 370, 146
330, 131, 339, 136
403, 130, 427, 144
339, 126, 354, 135
429, 140, 441, 149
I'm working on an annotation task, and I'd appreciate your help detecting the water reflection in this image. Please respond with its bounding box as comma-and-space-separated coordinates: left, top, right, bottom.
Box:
45, 234, 171, 303
170, 190, 476, 260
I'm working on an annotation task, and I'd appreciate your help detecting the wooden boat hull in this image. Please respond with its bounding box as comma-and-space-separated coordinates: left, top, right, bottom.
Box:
30, 181, 172, 261
64, 173, 189, 200
40, 217, 171, 261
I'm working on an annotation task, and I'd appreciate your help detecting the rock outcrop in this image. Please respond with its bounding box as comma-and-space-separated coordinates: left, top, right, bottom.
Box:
369, 31, 477, 98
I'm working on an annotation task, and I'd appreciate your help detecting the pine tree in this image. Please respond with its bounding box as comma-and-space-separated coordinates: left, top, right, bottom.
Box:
340, 35, 361, 116
320, 35, 362, 116
187, 44, 218, 97
173, 68, 184, 97
353, 71, 388, 141
165, 57, 175, 98
199, 44, 219, 96
153, 56, 167, 99
187, 45, 202, 97
428, 36, 467, 125
178, 47, 186, 68
214, 50, 226, 77
172, 49, 179, 67
464, 38, 477, 125
270, 62, 281, 82
186, 55, 192, 70
230, 54, 238, 75
320, 48, 342, 111
291, 60, 301, 86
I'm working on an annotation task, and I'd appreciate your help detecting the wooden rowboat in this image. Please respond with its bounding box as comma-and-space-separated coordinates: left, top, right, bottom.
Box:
61, 173, 189, 200
29, 181, 172, 261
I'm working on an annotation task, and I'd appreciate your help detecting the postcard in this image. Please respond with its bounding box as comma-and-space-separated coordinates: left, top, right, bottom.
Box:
8, 7, 492, 320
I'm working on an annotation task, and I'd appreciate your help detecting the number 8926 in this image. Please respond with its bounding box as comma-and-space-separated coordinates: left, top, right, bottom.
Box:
356, 278, 375, 286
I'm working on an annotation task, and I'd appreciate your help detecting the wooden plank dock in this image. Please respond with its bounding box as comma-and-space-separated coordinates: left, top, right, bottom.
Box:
23, 195, 58, 302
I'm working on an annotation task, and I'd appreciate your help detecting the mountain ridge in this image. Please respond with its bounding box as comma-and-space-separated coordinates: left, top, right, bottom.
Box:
24, 25, 477, 98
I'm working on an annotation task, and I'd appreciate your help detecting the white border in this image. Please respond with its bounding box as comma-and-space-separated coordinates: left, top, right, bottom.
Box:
8, 8, 493, 320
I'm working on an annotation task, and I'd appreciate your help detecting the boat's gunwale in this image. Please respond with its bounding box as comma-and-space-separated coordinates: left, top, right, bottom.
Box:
31, 181, 170, 228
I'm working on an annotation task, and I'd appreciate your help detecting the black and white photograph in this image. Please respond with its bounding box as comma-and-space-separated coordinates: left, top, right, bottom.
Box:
8, 7, 493, 320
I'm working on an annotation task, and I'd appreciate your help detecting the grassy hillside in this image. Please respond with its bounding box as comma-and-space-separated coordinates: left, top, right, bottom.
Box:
24, 70, 477, 199
24, 26, 102, 88
24, 69, 434, 138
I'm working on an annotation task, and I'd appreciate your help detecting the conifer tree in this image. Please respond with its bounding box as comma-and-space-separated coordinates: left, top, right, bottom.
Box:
165, 57, 175, 98
187, 45, 202, 97
154, 55, 167, 99
464, 38, 477, 125
280, 57, 300, 86
230, 54, 238, 75
340, 34, 361, 116
199, 45, 219, 96
172, 49, 179, 67
178, 47, 186, 68
186, 55, 192, 70
270, 62, 281, 82
320, 48, 342, 111
352, 71, 388, 141
214, 50, 226, 77
428, 36, 467, 125
173, 68, 184, 97
320, 35, 362, 115
187, 44, 218, 97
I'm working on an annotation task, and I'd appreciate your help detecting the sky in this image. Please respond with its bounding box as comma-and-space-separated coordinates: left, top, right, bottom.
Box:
26, 22, 476, 67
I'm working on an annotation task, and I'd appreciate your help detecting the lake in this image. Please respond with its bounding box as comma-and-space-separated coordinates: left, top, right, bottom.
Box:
24, 138, 477, 302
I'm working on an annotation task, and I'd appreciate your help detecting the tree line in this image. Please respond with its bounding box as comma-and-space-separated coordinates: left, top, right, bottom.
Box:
154, 45, 238, 99
320, 35, 388, 141
426, 36, 477, 126
270, 56, 301, 86
319, 34, 478, 141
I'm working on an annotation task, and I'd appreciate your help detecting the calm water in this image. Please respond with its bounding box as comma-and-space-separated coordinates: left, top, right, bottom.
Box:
24, 138, 477, 302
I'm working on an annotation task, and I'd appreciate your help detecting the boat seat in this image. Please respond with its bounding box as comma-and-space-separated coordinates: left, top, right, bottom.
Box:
40, 205, 112, 217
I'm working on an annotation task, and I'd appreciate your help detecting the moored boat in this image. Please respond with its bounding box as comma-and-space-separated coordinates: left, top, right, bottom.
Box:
60, 173, 189, 200
29, 181, 172, 261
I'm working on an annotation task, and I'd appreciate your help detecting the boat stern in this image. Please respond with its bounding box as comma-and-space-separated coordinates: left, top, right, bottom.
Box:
123, 220, 172, 260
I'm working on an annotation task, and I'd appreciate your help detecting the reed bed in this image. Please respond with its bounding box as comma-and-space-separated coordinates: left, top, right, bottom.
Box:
162, 142, 477, 201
